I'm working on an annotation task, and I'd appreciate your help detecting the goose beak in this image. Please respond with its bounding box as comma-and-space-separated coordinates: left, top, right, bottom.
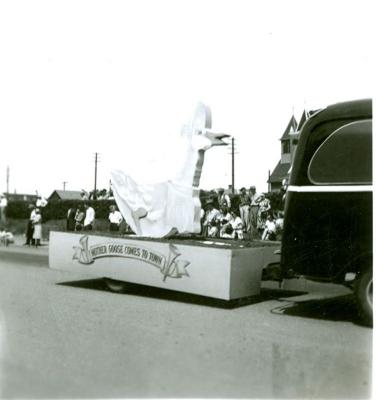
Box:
204, 130, 230, 146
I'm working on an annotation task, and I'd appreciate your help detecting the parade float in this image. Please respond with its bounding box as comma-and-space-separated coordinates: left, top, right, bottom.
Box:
49, 104, 279, 300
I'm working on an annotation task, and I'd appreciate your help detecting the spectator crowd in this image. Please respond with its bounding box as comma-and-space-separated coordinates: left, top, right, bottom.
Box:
201, 186, 284, 241
0, 184, 284, 245
66, 185, 284, 241
66, 203, 125, 233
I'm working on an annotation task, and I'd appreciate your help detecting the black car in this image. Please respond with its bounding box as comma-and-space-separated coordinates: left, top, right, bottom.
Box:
281, 98, 372, 326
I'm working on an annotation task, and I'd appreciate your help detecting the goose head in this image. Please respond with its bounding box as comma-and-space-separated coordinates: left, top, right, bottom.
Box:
182, 103, 230, 150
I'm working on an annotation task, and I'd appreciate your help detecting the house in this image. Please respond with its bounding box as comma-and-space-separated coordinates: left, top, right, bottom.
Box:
48, 190, 83, 201
1, 192, 38, 202
268, 110, 316, 191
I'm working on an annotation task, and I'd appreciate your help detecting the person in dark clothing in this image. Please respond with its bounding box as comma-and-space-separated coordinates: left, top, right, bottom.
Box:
66, 207, 77, 231
24, 204, 36, 246
75, 206, 86, 231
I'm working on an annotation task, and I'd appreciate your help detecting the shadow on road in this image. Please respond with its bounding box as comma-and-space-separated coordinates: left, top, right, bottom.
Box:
57, 278, 305, 309
270, 294, 366, 326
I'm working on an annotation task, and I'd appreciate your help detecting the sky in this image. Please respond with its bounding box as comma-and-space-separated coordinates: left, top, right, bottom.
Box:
0, 0, 374, 197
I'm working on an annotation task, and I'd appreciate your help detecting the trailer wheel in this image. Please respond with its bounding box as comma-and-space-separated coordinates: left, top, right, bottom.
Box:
104, 278, 128, 293
354, 267, 373, 327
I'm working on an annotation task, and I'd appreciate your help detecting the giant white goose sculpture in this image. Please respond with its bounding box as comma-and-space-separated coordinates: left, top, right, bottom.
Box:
111, 103, 229, 237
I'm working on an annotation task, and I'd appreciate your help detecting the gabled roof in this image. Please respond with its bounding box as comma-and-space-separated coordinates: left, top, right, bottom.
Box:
268, 161, 291, 183
48, 190, 83, 200
280, 116, 298, 140
296, 110, 317, 131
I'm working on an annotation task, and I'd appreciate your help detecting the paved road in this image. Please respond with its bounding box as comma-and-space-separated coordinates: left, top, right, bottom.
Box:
0, 246, 372, 398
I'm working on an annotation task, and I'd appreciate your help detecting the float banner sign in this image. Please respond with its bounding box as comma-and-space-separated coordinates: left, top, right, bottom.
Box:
73, 235, 189, 280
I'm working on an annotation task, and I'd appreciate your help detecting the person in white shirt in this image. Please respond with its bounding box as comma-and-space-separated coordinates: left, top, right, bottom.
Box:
229, 211, 244, 240
0, 230, 14, 246
109, 205, 123, 232
83, 204, 95, 230
36, 196, 48, 208
220, 211, 244, 239
23, 204, 36, 246
0, 194, 8, 224
218, 206, 232, 238
262, 214, 277, 240
32, 209, 42, 247
275, 211, 284, 240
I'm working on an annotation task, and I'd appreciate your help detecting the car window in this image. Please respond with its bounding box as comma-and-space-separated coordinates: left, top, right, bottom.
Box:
308, 120, 372, 185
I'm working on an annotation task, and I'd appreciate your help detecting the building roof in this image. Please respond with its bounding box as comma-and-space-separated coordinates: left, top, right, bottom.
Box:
296, 110, 317, 131
48, 190, 83, 200
2, 192, 38, 200
268, 161, 291, 183
280, 115, 298, 140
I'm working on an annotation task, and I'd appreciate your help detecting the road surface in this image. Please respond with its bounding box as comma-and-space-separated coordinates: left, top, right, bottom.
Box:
0, 245, 372, 398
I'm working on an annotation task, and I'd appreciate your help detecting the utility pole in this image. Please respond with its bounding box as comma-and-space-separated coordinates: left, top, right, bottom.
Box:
6, 166, 9, 194
231, 138, 235, 194
63, 181, 68, 191
94, 152, 99, 200
226, 137, 238, 195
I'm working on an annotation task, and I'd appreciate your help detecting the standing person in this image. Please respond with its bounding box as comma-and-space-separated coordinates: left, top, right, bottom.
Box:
24, 204, 36, 246
257, 194, 271, 235
249, 186, 261, 238
66, 206, 77, 231
0, 194, 8, 225
83, 203, 95, 231
238, 187, 250, 233
108, 205, 123, 232
0, 194, 7, 225
217, 188, 231, 210
32, 208, 42, 248
80, 190, 89, 200
74, 205, 86, 231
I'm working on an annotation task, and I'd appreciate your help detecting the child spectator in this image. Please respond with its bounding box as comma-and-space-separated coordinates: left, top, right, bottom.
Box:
262, 214, 277, 241
0, 230, 14, 246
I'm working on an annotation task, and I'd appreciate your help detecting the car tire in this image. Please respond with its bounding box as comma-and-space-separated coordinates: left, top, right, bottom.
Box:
104, 278, 128, 293
354, 267, 373, 327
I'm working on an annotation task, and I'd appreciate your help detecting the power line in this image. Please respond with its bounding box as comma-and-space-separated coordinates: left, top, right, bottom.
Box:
231, 138, 235, 194
93, 152, 101, 200
6, 166, 9, 194
226, 137, 239, 194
